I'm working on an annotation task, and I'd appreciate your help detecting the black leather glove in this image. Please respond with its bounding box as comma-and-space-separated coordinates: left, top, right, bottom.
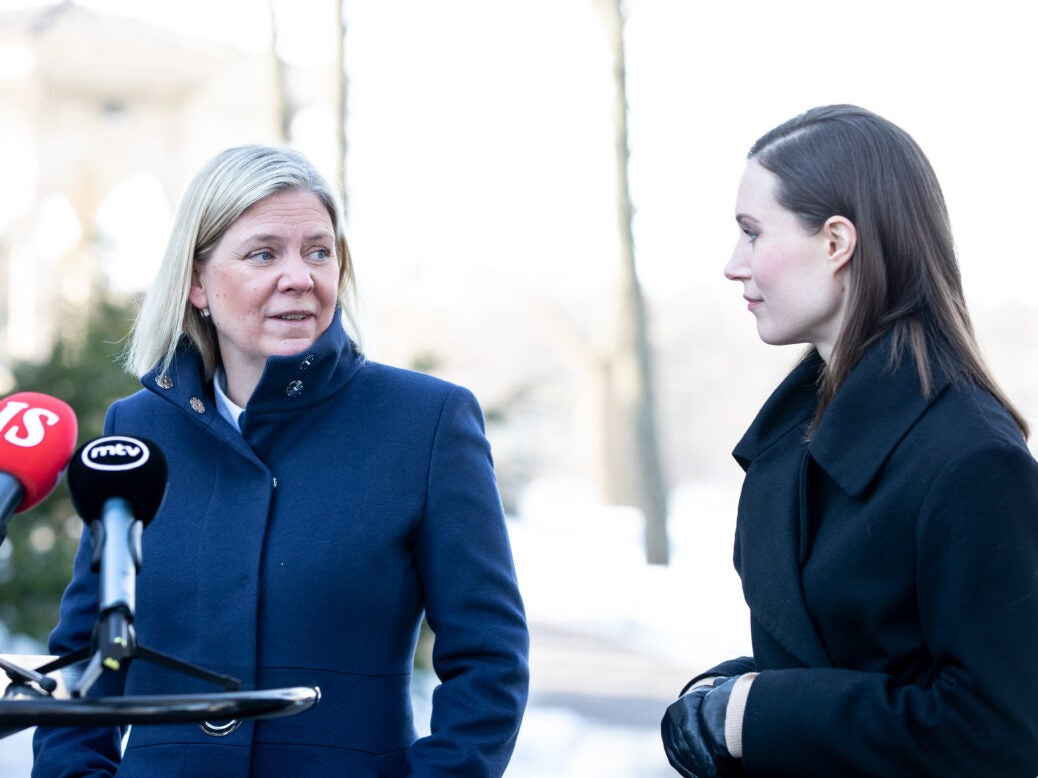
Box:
661, 675, 740, 777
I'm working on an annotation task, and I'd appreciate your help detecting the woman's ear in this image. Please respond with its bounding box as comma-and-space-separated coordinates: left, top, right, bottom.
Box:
823, 215, 857, 273
187, 265, 208, 309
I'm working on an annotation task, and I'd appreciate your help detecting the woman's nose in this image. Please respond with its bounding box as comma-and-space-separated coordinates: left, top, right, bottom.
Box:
279, 255, 315, 292
724, 247, 747, 281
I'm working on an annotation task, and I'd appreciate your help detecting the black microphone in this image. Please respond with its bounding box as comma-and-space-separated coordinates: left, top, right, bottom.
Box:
66, 436, 167, 695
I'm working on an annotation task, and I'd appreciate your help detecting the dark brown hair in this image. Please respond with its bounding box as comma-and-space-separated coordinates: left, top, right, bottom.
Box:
750, 104, 1027, 437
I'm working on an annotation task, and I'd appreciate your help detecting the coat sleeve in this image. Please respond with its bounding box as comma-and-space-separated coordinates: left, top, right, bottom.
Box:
406, 385, 530, 778
680, 657, 757, 695
740, 442, 1038, 778
32, 406, 127, 778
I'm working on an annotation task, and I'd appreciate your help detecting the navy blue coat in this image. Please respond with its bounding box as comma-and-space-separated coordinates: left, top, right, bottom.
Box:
709, 335, 1038, 777
33, 323, 529, 777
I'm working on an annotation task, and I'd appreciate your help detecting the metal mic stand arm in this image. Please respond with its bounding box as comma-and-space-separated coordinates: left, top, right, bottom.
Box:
34, 611, 241, 698
130, 646, 240, 692
0, 656, 57, 697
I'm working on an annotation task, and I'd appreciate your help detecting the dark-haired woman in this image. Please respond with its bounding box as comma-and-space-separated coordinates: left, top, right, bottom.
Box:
661, 105, 1038, 777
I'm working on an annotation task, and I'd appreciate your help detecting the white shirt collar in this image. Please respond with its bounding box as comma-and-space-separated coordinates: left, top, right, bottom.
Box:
213, 367, 245, 433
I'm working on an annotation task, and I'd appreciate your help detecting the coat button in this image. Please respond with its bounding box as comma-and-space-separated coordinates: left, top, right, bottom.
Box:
190, 397, 206, 413
155, 375, 173, 389
299, 354, 316, 370
200, 719, 241, 737
286, 380, 304, 397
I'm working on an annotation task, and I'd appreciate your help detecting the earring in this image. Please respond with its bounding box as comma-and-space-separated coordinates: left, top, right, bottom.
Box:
199, 307, 211, 319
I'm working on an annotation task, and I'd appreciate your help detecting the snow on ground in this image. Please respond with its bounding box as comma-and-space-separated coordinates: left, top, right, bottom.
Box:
511, 476, 751, 669
500, 476, 752, 776
509, 707, 673, 778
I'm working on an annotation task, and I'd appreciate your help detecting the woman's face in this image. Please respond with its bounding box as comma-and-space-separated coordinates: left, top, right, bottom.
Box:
724, 159, 850, 361
189, 188, 340, 385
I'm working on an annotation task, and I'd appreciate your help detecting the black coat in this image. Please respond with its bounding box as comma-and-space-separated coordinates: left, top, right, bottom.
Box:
714, 335, 1038, 777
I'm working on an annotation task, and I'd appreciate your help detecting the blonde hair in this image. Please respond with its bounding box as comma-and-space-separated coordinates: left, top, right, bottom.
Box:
125, 144, 359, 380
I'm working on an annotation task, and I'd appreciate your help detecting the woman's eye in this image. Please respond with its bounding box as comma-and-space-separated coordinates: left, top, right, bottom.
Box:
308, 248, 333, 262
248, 250, 275, 262
736, 219, 759, 244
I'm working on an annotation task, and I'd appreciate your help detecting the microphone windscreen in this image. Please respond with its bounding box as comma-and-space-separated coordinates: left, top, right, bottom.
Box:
0, 392, 79, 512
68, 436, 168, 525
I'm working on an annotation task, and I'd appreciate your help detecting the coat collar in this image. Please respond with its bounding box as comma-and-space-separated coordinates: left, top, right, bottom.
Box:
732, 349, 822, 471
809, 334, 950, 497
734, 332, 952, 498
142, 320, 365, 432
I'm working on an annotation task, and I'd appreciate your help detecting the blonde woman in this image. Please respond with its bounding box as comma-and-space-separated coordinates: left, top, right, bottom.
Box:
34, 145, 529, 778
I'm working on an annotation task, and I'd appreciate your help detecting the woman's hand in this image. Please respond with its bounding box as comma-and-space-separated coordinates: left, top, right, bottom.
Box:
661, 676, 741, 777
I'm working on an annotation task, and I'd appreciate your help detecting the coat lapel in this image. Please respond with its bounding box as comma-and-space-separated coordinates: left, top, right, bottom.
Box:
733, 352, 834, 668
809, 336, 948, 498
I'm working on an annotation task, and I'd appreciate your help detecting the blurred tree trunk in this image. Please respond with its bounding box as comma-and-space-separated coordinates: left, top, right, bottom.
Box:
269, 0, 292, 142
335, 0, 348, 206
599, 0, 669, 565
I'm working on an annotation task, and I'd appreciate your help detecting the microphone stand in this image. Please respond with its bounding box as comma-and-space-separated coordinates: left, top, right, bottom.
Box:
0, 519, 319, 734
34, 500, 241, 699
0, 584, 319, 734
0, 436, 319, 733
0, 657, 57, 697
35, 607, 242, 698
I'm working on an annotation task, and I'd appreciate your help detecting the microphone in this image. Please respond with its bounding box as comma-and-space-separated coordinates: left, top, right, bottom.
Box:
66, 435, 167, 695
0, 392, 78, 545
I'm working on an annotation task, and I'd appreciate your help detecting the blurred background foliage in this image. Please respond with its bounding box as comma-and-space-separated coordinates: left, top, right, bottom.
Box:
0, 294, 139, 641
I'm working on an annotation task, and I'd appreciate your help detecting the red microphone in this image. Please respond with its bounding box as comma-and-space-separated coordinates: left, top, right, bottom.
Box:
0, 392, 78, 544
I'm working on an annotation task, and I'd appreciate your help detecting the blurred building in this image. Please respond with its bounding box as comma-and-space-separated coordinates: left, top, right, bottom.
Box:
0, 0, 338, 381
